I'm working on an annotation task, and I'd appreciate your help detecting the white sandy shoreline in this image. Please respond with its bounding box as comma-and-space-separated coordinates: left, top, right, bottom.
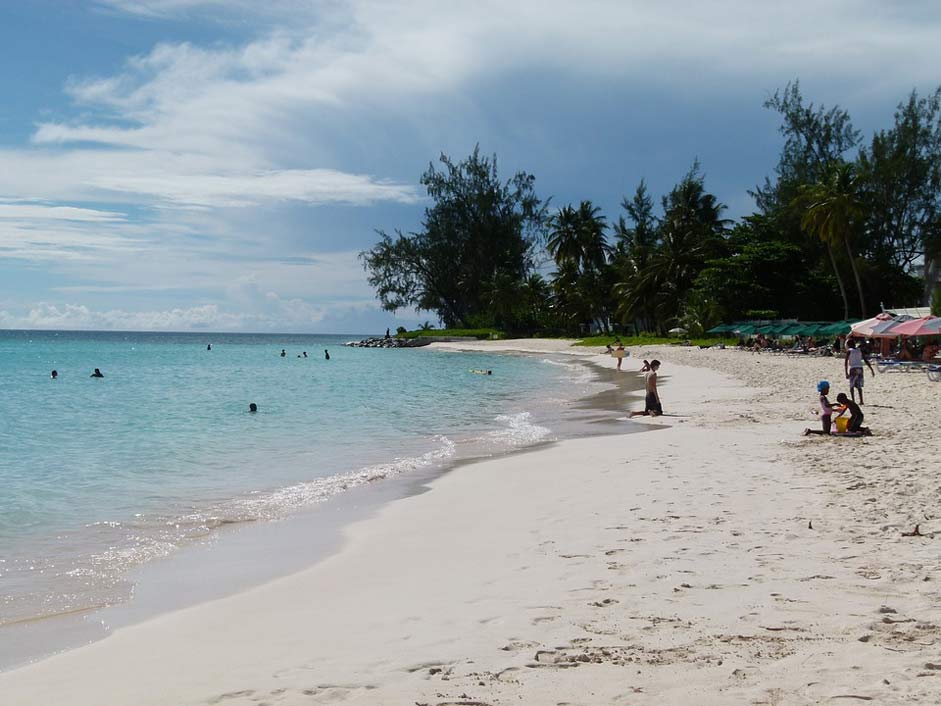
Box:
2, 341, 939, 705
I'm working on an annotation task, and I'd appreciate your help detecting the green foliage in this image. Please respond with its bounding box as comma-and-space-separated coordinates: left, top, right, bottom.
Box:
614, 162, 729, 334
361, 146, 547, 328
547, 201, 612, 333
932, 287, 941, 316
365, 83, 940, 340
794, 162, 867, 317
397, 328, 504, 340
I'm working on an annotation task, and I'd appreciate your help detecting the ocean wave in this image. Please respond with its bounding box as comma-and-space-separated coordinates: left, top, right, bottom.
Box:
540, 357, 595, 383
489, 412, 552, 447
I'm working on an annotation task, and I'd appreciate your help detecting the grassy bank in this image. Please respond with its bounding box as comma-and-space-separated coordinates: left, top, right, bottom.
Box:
397, 328, 504, 340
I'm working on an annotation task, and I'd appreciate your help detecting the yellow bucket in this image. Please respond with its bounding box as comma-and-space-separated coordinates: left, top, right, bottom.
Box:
835, 416, 849, 433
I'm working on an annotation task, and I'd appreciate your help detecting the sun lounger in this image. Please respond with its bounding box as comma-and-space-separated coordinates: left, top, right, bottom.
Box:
928, 365, 941, 383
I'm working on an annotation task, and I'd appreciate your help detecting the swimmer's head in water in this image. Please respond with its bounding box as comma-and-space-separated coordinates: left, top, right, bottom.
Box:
51, 370, 58, 378
249, 403, 258, 413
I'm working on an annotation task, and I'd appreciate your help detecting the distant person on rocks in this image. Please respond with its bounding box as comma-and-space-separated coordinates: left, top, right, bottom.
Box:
804, 381, 833, 436
630, 360, 662, 417
280, 349, 286, 358
324, 349, 330, 360
90, 368, 104, 378
51, 370, 58, 379
835, 393, 871, 435
249, 403, 258, 413
844, 339, 874, 404
385, 328, 391, 340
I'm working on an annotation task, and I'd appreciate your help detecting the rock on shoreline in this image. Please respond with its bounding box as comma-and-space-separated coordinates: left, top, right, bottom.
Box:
345, 337, 431, 348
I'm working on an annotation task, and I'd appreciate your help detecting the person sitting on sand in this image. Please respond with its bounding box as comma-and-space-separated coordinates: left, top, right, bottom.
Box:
844, 339, 874, 404
835, 393, 871, 436
90, 368, 104, 378
804, 381, 833, 436
923, 343, 939, 362
630, 360, 662, 417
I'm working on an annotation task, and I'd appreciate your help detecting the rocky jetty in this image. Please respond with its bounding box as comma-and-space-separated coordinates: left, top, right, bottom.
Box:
345, 337, 431, 348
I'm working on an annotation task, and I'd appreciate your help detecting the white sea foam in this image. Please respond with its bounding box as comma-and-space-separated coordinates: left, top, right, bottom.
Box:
540, 357, 595, 384
489, 412, 552, 447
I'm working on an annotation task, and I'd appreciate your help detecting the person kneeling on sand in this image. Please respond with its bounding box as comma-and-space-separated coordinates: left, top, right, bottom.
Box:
630, 360, 662, 417
804, 381, 833, 436
834, 393, 871, 436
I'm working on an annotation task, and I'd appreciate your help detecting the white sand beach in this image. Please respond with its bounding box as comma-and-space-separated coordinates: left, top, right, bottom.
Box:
2, 341, 939, 705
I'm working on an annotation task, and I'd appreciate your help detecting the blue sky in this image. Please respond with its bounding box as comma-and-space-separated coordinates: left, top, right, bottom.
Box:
1, 1, 940, 332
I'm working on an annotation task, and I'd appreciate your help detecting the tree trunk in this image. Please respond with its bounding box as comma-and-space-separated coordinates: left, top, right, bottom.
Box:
827, 243, 850, 321
843, 237, 866, 317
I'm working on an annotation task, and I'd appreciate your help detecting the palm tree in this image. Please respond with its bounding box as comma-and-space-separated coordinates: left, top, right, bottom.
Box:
548, 201, 611, 331
615, 167, 728, 333
547, 205, 583, 268
797, 163, 867, 317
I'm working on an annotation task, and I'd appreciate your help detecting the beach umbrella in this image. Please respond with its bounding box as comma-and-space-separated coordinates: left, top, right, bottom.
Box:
732, 323, 758, 334
889, 315, 941, 337
868, 315, 914, 339
706, 324, 734, 334
850, 312, 895, 337
667, 327, 688, 335
820, 320, 860, 336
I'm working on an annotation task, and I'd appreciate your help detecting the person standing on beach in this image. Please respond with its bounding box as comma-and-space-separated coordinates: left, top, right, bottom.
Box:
630, 360, 662, 417
615, 343, 626, 370
844, 340, 874, 404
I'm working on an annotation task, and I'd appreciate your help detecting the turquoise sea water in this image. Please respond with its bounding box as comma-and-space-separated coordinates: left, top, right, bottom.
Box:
0, 330, 594, 628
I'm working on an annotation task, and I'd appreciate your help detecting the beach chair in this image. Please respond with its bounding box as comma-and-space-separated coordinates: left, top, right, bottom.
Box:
928, 365, 941, 383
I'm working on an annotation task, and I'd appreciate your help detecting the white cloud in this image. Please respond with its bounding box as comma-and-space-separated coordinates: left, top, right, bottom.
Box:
0, 202, 126, 222
5, 0, 941, 330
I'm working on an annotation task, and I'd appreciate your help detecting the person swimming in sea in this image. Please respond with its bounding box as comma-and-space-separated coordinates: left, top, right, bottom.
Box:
469, 369, 492, 375
51, 369, 58, 379
90, 368, 104, 378
207, 343, 212, 351
280, 349, 286, 357
324, 349, 330, 360
249, 402, 258, 413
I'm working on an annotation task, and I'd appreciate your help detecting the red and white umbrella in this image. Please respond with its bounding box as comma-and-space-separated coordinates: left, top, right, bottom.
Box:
889, 315, 941, 337
849, 312, 896, 337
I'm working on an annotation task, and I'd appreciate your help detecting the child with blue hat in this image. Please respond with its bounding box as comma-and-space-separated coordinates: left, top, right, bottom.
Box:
804, 380, 834, 435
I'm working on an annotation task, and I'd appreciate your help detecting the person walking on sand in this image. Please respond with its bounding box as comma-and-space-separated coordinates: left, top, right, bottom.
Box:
615, 343, 626, 370
844, 339, 874, 405
630, 360, 662, 417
